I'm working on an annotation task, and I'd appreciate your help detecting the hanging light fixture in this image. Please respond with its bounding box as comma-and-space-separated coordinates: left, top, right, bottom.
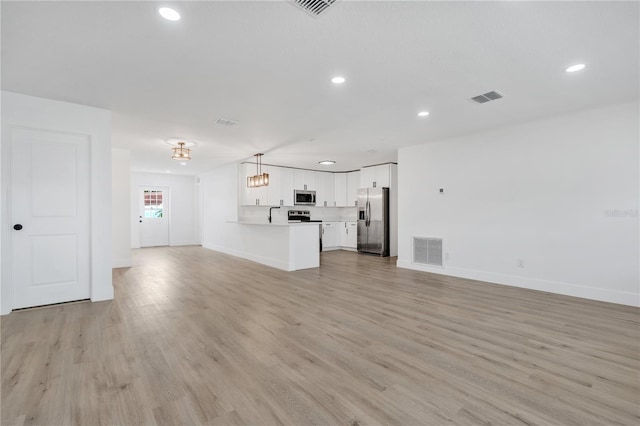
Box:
247, 153, 269, 188
171, 142, 191, 161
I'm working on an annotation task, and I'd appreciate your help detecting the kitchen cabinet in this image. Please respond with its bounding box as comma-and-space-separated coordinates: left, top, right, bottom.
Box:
340, 221, 357, 249
322, 222, 341, 250
315, 172, 335, 207
240, 163, 269, 205
267, 166, 294, 206
360, 164, 390, 188
333, 173, 347, 207
347, 171, 360, 207
294, 169, 315, 190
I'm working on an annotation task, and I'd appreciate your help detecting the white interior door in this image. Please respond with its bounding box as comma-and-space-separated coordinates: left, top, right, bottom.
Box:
139, 186, 169, 247
11, 128, 91, 309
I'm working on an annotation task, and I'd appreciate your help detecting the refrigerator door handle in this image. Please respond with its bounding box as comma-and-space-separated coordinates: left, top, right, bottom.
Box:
366, 200, 371, 227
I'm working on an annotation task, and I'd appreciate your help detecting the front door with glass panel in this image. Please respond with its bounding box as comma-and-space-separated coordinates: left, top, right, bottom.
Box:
139, 186, 169, 247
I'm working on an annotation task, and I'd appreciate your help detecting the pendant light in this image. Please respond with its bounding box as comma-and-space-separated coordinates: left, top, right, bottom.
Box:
171, 142, 191, 161
247, 153, 269, 188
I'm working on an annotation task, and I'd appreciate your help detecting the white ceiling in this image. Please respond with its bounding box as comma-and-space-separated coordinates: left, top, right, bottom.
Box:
2, 1, 638, 174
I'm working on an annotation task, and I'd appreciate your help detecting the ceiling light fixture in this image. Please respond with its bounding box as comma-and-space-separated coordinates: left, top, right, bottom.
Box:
565, 63, 586, 73
159, 7, 180, 21
247, 153, 269, 188
319, 160, 335, 165
171, 142, 191, 161
331, 76, 346, 84
417, 111, 430, 117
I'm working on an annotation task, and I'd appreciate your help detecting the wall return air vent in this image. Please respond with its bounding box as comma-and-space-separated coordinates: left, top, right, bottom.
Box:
470, 91, 503, 104
413, 237, 443, 267
290, 0, 339, 18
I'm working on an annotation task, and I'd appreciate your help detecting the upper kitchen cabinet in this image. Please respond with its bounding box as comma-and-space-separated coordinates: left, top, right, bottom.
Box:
360, 163, 396, 188
346, 170, 360, 207
240, 162, 269, 205
267, 166, 294, 206
334, 173, 348, 207
294, 169, 315, 190
315, 172, 335, 207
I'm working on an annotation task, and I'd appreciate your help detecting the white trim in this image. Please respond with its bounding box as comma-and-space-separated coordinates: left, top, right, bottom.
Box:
169, 240, 198, 247
112, 258, 132, 268
397, 260, 640, 307
1, 92, 113, 314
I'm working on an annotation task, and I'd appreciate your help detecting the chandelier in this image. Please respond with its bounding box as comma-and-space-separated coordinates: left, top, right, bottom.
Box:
247, 153, 269, 187
171, 142, 191, 161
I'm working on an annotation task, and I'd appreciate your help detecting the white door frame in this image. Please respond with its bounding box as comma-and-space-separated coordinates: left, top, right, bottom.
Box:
10, 127, 91, 309
139, 185, 170, 247
1, 92, 114, 315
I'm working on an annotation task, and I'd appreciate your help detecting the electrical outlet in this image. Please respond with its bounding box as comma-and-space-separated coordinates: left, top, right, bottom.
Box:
445, 252, 450, 263
517, 259, 525, 268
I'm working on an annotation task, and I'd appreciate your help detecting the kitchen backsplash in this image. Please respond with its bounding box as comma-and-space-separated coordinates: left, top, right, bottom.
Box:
239, 206, 357, 223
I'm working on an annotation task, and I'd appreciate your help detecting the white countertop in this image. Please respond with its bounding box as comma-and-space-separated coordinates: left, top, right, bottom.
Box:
229, 220, 322, 227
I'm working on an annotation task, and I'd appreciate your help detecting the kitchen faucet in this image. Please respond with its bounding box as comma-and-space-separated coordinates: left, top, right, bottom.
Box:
268, 206, 280, 223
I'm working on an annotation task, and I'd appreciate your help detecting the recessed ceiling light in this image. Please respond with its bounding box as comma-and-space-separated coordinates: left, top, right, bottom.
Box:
565, 63, 586, 73
180, 162, 187, 166
331, 76, 346, 84
417, 111, 430, 117
159, 7, 180, 21
165, 170, 172, 173
319, 160, 335, 165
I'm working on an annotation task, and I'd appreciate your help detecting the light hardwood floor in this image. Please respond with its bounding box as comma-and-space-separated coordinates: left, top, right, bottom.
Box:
2, 246, 639, 425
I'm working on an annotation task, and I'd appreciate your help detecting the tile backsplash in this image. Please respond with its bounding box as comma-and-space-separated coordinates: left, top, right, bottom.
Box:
239, 206, 357, 223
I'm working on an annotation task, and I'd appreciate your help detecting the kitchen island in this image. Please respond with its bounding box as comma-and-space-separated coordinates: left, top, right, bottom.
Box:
207, 221, 320, 271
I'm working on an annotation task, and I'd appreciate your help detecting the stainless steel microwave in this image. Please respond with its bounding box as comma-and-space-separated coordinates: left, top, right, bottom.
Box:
294, 190, 316, 206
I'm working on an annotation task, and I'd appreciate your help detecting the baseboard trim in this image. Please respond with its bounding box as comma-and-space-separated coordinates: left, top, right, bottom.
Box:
396, 260, 639, 307
170, 241, 198, 247
112, 258, 132, 268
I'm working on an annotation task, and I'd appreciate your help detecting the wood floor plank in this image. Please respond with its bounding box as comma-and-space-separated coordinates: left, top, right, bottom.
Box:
2, 246, 639, 425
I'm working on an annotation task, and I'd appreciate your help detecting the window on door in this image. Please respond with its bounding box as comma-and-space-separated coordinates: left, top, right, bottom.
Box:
143, 190, 164, 218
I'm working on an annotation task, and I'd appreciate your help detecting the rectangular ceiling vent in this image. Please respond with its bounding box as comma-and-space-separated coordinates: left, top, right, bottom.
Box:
413, 237, 443, 267
290, 0, 339, 18
215, 118, 239, 126
470, 91, 503, 104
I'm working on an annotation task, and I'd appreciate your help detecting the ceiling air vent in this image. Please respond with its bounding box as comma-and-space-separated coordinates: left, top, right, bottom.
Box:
413, 237, 443, 267
215, 118, 239, 126
290, 0, 339, 18
469, 91, 503, 104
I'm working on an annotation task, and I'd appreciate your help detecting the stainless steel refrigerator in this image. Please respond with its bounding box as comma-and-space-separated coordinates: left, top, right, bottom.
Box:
357, 187, 390, 256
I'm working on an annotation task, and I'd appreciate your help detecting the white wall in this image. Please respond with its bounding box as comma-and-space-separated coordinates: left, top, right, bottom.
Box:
1, 91, 113, 314
112, 148, 132, 267
397, 101, 639, 307
130, 172, 197, 248
199, 163, 240, 250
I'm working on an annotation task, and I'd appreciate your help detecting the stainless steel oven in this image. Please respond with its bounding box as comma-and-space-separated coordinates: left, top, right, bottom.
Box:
294, 190, 316, 206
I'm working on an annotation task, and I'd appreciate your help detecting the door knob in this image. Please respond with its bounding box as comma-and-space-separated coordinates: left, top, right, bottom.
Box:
13, 224, 23, 230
